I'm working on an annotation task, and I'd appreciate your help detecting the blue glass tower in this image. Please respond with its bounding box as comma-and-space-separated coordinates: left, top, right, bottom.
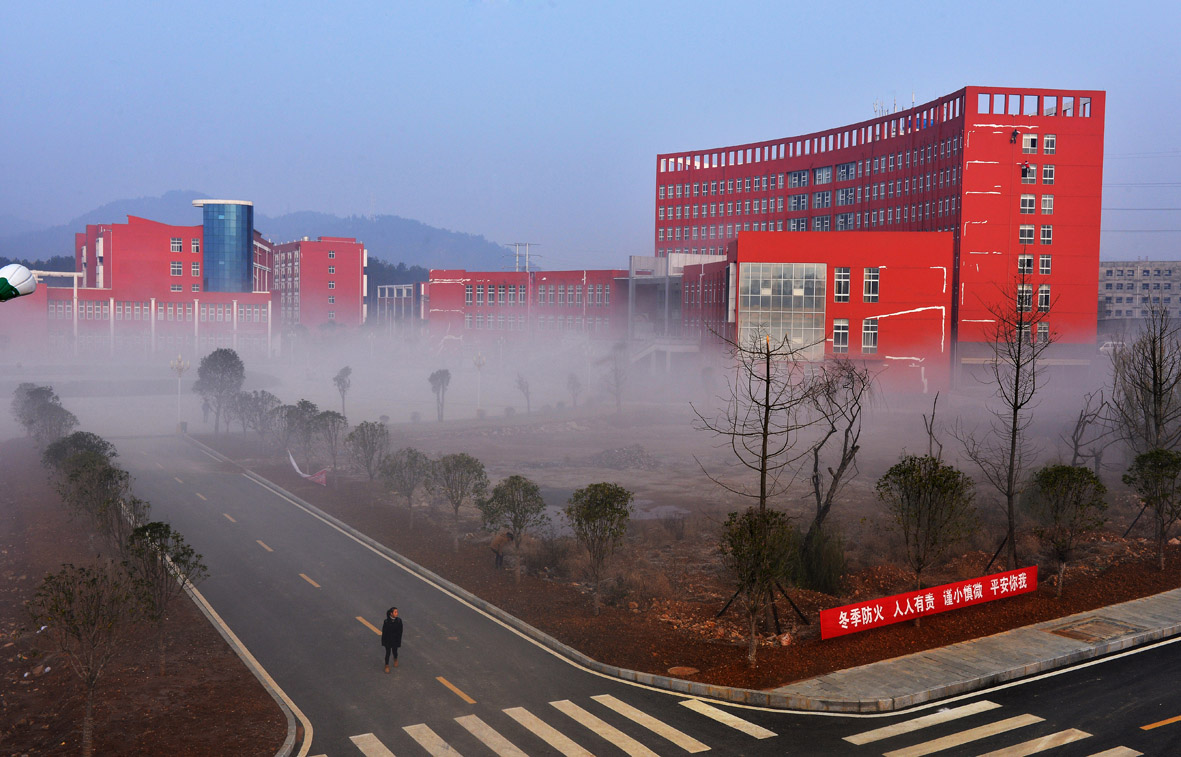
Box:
194, 200, 254, 292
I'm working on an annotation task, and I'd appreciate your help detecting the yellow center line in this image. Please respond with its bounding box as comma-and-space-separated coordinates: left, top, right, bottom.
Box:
196, 493, 207, 501
299, 573, 321, 588
436, 676, 476, 704
223, 513, 236, 523
356, 616, 380, 635
1142, 713, 1181, 730
256, 540, 273, 552
155, 462, 163, 469
174, 476, 184, 484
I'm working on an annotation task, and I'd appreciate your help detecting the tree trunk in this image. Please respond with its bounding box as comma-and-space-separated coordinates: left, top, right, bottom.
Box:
158, 623, 167, 676
1056, 560, 1066, 598
913, 575, 923, 628
592, 581, 601, 617
83, 686, 95, 757
1160, 530, 1167, 571
406, 494, 415, 531
747, 611, 758, 667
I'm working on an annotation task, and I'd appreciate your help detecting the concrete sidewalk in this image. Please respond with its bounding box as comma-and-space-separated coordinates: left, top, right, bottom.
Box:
770, 588, 1181, 712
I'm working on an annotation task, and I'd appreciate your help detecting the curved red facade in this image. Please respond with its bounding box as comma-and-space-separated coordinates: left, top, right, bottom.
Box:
656, 86, 1105, 351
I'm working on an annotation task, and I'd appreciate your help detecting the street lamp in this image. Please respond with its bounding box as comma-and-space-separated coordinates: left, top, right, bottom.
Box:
473, 352, 486, 412
170, 354, 189, 433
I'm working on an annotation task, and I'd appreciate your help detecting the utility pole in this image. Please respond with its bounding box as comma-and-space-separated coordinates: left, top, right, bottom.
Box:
507, 242, 539, 273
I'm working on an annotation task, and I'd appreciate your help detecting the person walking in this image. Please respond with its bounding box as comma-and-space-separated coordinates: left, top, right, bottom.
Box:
490, 531, 514, 570
381, 607, 402, 672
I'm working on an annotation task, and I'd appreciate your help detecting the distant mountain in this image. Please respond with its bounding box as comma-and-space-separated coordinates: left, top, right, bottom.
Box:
0, 191, 508, 270
0, 214, 48, 237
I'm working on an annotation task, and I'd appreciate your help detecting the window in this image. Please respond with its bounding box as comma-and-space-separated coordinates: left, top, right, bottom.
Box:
1043, 134, 1056, 154
498, 284, 506, 304
1022, 134, 1038, 154
1043, 165, 1055, 184
1039, 254, 1052, 275
328, 296, 335, 304
464, 285, 472, 305
328, 311, 335, 320
1041, 195, 1054, 215
862, 318, 878, 354
328, 281, 335, 290
1037, 322, 1049, 342
328, 250, 336, 259
1020, 194, 1036, 214
1021, 163, 1037, 184
1040, 225, 1053, 245
814, 166, 832, 185
328, 266, 335, 274
192, 284, 200, 292
812, 215, 830, 231
1019, 225, 1035, 245
788, 170, 809, 188
1038, 285, 1051, 312
832, 320, 849, 353
789, 194, 808, 211
1018, 254, 1034, 274
170, 284, 182, 292
863, 268, 879, 302
191, 238, 200, 253
813, 191, 831, 208
191, 262, 200, 276
170, 261, 182, 276
834, 267, 850, 302
1017, 284, 1032, 312
170, 237, 182, 253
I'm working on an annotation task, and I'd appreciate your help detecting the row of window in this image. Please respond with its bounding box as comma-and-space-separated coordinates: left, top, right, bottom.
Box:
1105, 296, 1173, 304
1020, 134, 1057, 154
463, 314, 612, 331
1020, 164, 1056, 184
1017, 225, 1054, 245
1104, 268, 1175, 277
47, 300, 269, 323
660, 198, 959, 241
463, 283, 611, 307
170, 261, 201, 276
1017, 254, 1053, 275
831, 318, 878, 354
1019, 194, 1054, 214
1104, 282, 1174, 291
1105, 309, 1174, 318
658, 141, 965, 201
170, 237, 201, 254
833, 268, 879, 303
1016, 285, 1053, 312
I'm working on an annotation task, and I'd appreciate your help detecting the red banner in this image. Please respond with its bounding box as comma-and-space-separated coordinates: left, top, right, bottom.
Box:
820, 566, 1037, 640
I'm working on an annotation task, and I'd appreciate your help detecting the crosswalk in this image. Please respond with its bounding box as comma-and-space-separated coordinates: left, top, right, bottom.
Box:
330, 692, 776, 756
844, 698, 1143, 757
321, 693, 1143, 756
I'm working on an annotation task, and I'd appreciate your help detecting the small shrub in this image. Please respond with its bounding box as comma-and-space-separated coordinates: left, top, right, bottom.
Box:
521, 528, 577, 579
799, 525, 847, 595
505, 406, 515, 417
556, 401, 566, 411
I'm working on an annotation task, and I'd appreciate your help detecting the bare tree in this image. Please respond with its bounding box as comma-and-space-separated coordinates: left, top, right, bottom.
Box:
1063, 390, 1118, 474
430, 453, 488, 552
381, 447, 431, 529
26, 561, 145, 757
601, 341, 629, 416
346, 421, 390, 481
801, 359, 873, 590
957, 270, 1052, 570
123, 522, 208, 675
317, 410, 348, 485
479, 474, 549, 584
565, 482, 633, 614
1026, 464, 1107, 597
1123, 448, 1181, 570
567, 372, 583, 409
923, 392, 944, 459
333, 366, 352, 417
1109, 306, 1181, 454
877, 455, 977, 625
516, 374, 532, 415
428, 369, 451, 422
290, 399, 320, 470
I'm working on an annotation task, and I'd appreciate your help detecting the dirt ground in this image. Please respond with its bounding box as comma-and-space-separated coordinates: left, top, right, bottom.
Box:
3, 404, 1179, 756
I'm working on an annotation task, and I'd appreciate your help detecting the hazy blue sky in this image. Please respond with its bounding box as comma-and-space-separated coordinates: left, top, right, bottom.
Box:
2, 0, 1177, 267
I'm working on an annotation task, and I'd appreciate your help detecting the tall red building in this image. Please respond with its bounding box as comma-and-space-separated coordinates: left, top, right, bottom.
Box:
272, 236, 366, 329
656, 86, 1105, 359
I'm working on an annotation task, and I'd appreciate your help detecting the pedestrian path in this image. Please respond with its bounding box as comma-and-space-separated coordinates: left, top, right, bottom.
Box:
772, 588, 1181, 712
842, 697, 1142, 757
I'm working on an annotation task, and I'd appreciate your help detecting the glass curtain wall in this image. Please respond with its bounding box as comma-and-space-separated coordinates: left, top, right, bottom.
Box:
737, 262, 827, 359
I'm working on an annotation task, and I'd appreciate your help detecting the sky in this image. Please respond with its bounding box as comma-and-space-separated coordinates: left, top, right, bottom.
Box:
1, 0, 1178, 268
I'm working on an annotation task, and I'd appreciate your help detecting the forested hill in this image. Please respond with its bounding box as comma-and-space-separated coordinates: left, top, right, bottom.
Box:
0, 191, 510, 272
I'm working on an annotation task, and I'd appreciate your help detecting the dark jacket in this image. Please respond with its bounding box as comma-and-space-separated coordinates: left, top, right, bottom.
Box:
382, 616, 403, 648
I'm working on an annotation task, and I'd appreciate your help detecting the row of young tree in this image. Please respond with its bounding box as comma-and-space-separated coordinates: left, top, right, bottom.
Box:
706, 290, 1181, 665
11, 385, 206, 757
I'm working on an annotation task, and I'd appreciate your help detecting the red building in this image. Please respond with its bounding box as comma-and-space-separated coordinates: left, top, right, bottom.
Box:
426, 268, 626, 341
656, 86, 1105, 361
272, 236, 367, 329
682, 232, 955, 392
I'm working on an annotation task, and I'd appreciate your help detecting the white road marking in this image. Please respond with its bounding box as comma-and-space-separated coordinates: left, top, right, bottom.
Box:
845, 700, 1002, 744
1085, 748, 1143, 756
455, 714, 528, 757
349, 732, 395, 756
404, 723, 462, 755
978, 728, 1090, 756
504, 706, 594, 757
679, 699, 776, 739
592, 694, 709, 752
552, 699, 659, 757
883, 714, 1043, 757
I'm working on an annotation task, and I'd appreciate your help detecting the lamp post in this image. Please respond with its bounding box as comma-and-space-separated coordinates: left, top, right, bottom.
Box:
170, 354, 189, 433
473, 352, 486, 413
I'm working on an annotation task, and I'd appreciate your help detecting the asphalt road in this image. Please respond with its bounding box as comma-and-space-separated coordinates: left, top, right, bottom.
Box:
118, 434, 1181, 757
